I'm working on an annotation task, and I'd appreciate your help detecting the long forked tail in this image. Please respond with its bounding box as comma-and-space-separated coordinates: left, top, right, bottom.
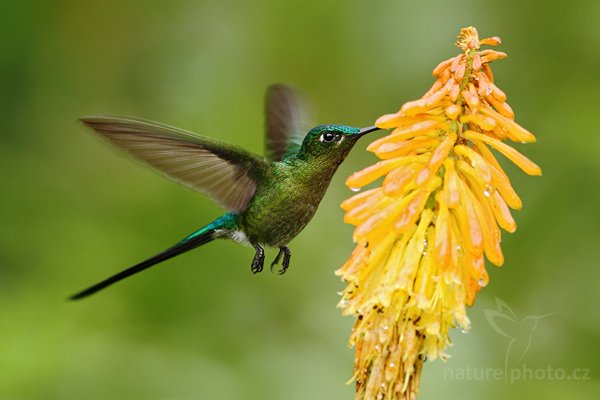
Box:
69, 215, 235, 300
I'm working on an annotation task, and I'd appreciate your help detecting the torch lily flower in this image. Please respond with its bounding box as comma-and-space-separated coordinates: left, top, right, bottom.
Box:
338, 27, 540, 399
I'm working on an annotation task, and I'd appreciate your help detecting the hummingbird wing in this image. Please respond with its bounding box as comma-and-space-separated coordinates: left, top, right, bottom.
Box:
81, 116, 263, 213
264, 84, 311, 161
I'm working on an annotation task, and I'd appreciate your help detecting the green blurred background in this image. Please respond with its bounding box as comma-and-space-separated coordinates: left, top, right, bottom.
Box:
1, 0, 599, 399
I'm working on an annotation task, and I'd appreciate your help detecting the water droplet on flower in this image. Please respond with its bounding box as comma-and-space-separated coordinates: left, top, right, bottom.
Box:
389, 362, 395, 368
483, 184, 493, 197
382, 325, 389, 331
478, 278, 486, 287
460, 327, 469, 334
350, 186, 361, 192
486, 86, 493, 95
456, 245, 462, 253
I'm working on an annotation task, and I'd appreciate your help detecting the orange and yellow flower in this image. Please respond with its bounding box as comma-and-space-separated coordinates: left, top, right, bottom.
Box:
337, 27, 540, 399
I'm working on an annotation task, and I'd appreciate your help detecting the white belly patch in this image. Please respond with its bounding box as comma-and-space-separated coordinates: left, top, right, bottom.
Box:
230, 230, 251, 245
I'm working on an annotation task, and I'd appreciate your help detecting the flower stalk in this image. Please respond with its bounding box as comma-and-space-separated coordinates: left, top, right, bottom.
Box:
337, 27, 540, 399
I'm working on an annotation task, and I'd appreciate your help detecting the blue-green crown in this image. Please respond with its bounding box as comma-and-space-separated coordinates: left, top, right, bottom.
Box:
307, 124, 360, 136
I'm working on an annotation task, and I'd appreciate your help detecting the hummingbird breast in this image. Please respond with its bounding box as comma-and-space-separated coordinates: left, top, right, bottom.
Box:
238, 157, 337, 247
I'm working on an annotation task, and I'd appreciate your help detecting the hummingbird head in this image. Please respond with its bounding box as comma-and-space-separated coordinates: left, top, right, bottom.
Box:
298, 124, 380, 163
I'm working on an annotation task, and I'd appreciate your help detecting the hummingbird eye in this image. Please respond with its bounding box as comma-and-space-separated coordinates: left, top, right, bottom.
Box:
320, 132, 337, 142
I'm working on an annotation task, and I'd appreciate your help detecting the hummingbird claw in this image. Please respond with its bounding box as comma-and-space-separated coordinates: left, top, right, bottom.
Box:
250, 241, 265, 273
278, 246, 291, 275
269, 246, 292, 274
270, 248, 284, 272
251, 254, 264, 273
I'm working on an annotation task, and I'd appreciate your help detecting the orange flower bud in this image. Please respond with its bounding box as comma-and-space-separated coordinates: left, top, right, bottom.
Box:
383, 163, 421, 197
482, 63, 494, 82
461, 90, 480, 108
367, 120, 446, 151
400, 83, 449, 115
480, 107, 536, 142
460, 113, 497, 131
454, 144, 493, 183
442, 159, 461, 207
374, 137, 440, 160
463, 130, 541, 175
489, 83, 507, 102
445, 104, 462, 120
480, 49, 508, 63
485, 95, 515, 119
490, 190, 517, 233
479, 36, 501, 46
346, 158, 413, 189
434, 200, 452, 267
432, 56, 457, 77
341, 187, 382, 211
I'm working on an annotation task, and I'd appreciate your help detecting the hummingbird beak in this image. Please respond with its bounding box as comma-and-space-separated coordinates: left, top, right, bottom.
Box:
357, 126, 380, 137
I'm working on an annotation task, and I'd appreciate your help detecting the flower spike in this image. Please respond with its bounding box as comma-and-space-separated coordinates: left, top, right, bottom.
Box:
338, 26, 540, 399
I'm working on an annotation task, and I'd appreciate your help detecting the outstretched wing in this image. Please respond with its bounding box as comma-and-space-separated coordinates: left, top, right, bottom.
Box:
264, 84, 310, 161
81, 116, 263, 213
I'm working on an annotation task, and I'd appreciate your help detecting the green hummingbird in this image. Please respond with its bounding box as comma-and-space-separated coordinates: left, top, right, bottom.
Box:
70, 84, 379, 300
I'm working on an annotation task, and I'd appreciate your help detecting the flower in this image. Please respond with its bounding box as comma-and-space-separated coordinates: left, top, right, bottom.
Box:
337, 27, 540, 399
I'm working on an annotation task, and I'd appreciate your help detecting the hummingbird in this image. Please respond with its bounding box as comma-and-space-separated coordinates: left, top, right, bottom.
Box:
70, 84, 380, 300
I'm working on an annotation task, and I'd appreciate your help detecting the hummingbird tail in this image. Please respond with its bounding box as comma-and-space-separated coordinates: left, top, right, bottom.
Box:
69, 214, 237, 300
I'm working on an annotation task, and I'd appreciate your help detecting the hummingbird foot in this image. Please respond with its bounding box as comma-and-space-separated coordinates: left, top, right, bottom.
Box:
269, 248, 283, 272
269, 246, 291, 275
250, 241, 265, 273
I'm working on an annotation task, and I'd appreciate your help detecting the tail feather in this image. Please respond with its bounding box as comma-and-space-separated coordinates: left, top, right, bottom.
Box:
70, 224, 221, 300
